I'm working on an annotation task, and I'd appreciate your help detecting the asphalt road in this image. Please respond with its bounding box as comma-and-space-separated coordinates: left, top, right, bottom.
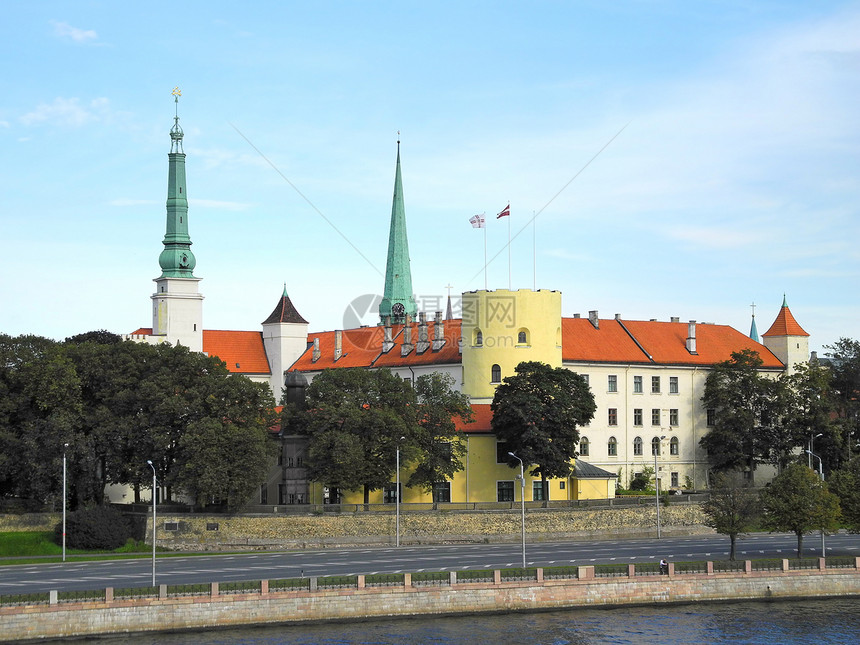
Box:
2, 532, 859, 595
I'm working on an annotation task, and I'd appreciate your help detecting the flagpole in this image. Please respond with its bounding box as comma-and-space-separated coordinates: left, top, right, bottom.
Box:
483, 218, 488, 291
507, 203, 512, 290
533, 210, 536, 291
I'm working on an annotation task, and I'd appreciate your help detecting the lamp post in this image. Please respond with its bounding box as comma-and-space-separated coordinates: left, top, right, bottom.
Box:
805, 450, 826, 558
809, 433, 822, 469
508, 452, 526, 568
146, 460, 156, 586
62, 442, 69, 563
655, 435, 665, 539
396, 436, 404, 547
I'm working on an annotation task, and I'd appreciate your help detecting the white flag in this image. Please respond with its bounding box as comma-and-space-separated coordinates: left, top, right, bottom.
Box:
469, 213, 485, 229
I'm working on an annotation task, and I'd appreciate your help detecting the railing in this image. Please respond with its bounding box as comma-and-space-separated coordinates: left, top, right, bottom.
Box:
2, 557, 857, 607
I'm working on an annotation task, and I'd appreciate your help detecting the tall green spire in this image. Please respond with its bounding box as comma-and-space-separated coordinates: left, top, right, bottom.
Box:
379, 139, 416, 324
158, 88, 196, 278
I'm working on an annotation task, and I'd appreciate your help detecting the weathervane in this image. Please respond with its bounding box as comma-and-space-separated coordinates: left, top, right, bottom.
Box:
170, 87, 184, 153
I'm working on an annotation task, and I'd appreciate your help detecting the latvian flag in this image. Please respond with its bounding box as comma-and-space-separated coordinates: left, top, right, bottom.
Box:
496, 204, 510, 219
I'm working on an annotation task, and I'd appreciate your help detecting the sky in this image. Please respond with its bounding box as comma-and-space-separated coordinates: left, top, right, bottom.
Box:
1, 1, 858, 355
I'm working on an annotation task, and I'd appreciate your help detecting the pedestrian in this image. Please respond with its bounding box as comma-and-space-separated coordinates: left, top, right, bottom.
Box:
660, 558, 668, 575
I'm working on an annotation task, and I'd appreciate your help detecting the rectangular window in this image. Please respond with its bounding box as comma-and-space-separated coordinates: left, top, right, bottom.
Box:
278, 483, 286, 505
496, 440, 510, 464
670, 409, 679, 426
669, 376, 679, 394
432, 482, 451, 503
651, 376, 661, 394
559, 480, 566, 490
260, 484, 268, 505
671, 472, 679, 488
633, 375, 643, 393
497, 481, 515, 502
383, 483, 400, 504
652, 409, 661, 426
634, 409, 643, 426
608, 375, 618, 393
532, 481, 546, 501
608, 408, 618, 426
707, 408, 716, 426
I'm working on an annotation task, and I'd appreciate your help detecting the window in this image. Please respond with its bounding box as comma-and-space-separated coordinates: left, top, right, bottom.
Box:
608, 375, 618, 392
260, 484, 268, 505
579, 437, 589, 456
652, 409, 661, 426
707, 408, 716, 426
652, 437, 661, 456
383, 483, 401, 504
559, 480, 566, 490
518, 331, 527, 344
669, 376, 679, 394
432, 482, 451, 503
278, 484, 286, 505
670, 409, 679, 426
497, 481, 515, 502
670, 436, 679, 456
633, 375, 643, 393
634, 409, 643, 426
475, 329, 483, 346
651, 376, 661, 394
532, 481, 546, 501
608, 408, 618, 426
607, 436, 617, 456
296, 456, 303, 467
633, 436, 643, 456
496, 440, 510, 463
581, 374, 589, 385
491, 364, 501, 383
671, 472, 679, 488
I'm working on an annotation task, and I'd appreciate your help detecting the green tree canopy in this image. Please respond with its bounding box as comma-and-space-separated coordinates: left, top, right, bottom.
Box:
490, 361, 596, 497
824, 338, 860, 466
760, 463, 841, 557
701, 471, 760, 560
828, 457, 860, 532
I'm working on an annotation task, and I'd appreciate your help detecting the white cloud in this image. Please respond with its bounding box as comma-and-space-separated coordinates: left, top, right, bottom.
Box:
19, 97, 111, 127
51, 20, 98, 43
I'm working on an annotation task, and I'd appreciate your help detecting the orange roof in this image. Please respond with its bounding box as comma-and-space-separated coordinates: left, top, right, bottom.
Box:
454, 403, 493, 434
762, 305, 810, 338
127, 327, 270, 374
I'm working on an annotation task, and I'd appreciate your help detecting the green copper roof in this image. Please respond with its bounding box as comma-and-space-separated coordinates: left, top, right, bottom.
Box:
158, 89, 196, 278
379, 140, 416, 324
750, 315, 760, 342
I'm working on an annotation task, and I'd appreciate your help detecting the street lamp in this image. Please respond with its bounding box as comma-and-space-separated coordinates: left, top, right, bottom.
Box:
809, 433, 823, 469
146, 460, 156, 586
62, 442, 69, 563
508, 452, 526, 568
655, 435, 666, 539
396, 436, 404, 547
805, 450, 826, 558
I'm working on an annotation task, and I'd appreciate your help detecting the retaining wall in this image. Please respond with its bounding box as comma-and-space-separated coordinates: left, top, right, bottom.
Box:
3, 561, 859, 642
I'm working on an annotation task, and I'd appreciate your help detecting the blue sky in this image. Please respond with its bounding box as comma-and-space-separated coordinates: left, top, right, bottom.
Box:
1, 1, 857, 355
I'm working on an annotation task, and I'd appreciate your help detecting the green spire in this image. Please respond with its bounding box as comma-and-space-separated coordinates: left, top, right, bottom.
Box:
379, 139, 416, 324
158, 88, 196, 278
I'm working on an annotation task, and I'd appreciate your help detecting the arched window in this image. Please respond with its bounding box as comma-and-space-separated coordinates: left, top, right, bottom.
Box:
633, 436, 643, 456
475, 329, 483, 346
670, 436, 679, 456
579, 437, 589, 457
607, 436, 617, 456
652, 437, 661, 456
517, 328, 529, 345
491, 364, 501, 383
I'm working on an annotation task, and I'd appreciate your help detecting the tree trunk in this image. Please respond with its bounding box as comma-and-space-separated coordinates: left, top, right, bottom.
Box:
363, 485, 370, 505
796, 531, 804, 558
729, 534, 737, 561
541, 475, 548, 508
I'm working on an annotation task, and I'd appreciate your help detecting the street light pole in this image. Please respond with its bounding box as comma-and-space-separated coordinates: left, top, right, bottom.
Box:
809, 433, 822, 469
655, 435, 665, 539
805, 450, 826, 558
396, 436, 404, 547
62, 442, 69, 563
508, 452, 526, 568
146, 460, 156, 586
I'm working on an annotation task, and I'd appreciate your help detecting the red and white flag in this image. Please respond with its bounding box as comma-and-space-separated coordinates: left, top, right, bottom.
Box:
496, 204, 510, 219
469, 213, 486, 229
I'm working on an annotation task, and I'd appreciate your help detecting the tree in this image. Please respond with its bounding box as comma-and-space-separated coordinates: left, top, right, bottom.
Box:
700, 349, 792, 479
297, 368, 417, 503
824, 338, 860, 465
783, 359, 841, 474
760, 463, 840, 558
491, 361, 596, 500
828, 458, 860, 532
407, 373, 473, 493
701, 471, 760, 560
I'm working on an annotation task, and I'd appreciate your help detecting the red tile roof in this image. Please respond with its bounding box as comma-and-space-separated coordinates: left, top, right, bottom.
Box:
454, 403, 493, 434
762, 305, 810, 338
127, 328, 270, 374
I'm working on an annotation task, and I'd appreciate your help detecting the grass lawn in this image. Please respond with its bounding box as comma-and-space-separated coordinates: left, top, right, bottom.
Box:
0, 531, 155, 561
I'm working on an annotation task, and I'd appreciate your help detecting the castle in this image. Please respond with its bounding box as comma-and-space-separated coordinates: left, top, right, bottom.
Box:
127, 99, 810, 506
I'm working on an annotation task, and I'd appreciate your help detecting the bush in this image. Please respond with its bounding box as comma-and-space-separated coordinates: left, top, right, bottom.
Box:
629, 472, 650, 491
54, 505, 132, 550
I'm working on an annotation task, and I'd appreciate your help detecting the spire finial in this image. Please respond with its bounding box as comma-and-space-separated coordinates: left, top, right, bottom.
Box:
170, 87, 184, 153
750, 301, 756, 318
782, 293, 788, 307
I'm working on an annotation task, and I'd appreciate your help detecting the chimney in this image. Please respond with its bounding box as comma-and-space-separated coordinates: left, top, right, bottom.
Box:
334, 330, 343, 361
312, 337, 320, 363
382, 316, 394, 353
573, 313, 580, 319
417, 312, 430, 354
588, 310, 599, 329
686, 320, 697, 354
401, 314, 414, 357
432, 311, 446, 351
670, 316, 680, 323
615, 313, 621, 320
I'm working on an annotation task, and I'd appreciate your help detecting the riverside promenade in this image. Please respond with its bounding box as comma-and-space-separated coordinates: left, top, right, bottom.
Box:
3, 558, 860, 642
